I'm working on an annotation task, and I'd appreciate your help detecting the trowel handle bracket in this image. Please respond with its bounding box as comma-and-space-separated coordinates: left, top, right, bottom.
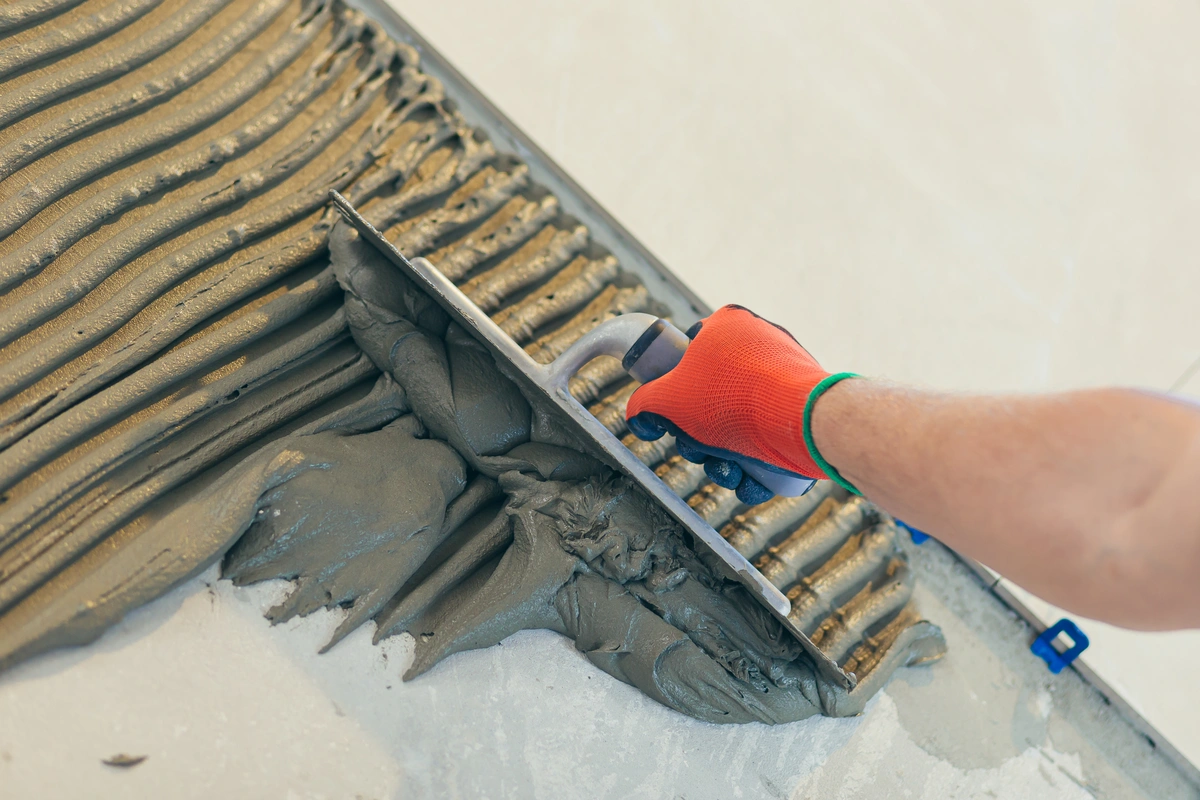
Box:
545, 314, 688, 390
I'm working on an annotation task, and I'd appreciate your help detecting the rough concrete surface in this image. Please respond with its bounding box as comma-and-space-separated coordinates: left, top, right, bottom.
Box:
1, 541, 1192, 798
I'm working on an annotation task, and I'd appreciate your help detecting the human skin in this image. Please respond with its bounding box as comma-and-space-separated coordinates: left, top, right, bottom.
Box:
810, 380, 1200, 631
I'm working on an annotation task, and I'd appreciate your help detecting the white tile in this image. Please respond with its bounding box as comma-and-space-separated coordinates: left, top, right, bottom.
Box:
396, 0, 1200, 395
394, 0, 1200, 774
1172, 357, 1200, 402
998, 579, 1200, 767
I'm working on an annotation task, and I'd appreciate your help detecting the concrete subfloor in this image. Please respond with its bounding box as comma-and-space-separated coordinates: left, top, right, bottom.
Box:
2, 1, 1200, 798
0, 544, 1194, 799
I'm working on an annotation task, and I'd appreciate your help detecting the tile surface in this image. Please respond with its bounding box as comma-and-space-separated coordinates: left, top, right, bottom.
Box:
386, 0, 1200, 771
391, 1, 1200, 397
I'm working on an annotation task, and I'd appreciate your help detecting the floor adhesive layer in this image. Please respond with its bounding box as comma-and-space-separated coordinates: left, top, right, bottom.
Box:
0, 0, 947, 728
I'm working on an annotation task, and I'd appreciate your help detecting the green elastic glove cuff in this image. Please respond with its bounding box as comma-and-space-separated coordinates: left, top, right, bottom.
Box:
802, 372, 862, 496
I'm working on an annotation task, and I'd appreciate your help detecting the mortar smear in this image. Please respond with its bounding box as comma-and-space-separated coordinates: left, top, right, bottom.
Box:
0, 0, 945, 724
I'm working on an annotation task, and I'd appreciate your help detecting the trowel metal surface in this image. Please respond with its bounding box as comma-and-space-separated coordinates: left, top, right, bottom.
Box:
330, 190, 857, 690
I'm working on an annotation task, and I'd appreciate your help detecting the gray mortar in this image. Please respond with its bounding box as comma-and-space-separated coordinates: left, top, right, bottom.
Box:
0, 0, 946, 728
0, 0, 164, 80
204, 221, 946, 722
0, 0, 88, 34
0, 0, 239, 132
0, 0, 291, 187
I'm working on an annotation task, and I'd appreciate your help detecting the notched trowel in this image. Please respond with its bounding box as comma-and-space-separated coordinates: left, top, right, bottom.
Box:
330, 190, 858, 690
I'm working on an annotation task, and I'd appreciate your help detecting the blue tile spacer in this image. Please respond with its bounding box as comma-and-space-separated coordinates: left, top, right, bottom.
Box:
1031, 618, 1089, 674
894, 518, 931, 544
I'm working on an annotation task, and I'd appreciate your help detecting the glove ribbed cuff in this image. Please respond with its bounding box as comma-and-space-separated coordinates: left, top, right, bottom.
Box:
802, 372, 862, 496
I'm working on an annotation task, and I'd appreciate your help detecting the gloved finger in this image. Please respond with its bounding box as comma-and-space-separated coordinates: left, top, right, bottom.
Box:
622, 317, 708, 436
725, 303, 801, 346
674, 433, 710, 464
704, 457, 743, 490
735, 473, 774, 505
627, 411, 668, 442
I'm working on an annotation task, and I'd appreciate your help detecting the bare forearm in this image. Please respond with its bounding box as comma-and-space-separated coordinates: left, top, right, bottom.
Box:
811, 380, 1200, 629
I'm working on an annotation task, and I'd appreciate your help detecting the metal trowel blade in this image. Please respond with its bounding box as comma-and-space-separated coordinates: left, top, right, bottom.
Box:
329, 190, 857, 690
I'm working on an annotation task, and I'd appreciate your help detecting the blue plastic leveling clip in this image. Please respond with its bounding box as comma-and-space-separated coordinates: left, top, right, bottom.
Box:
1031, 618, 1089, 674
894, 518, 931, 545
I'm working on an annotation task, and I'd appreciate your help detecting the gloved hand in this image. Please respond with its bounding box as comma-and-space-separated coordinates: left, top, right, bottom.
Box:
625, 304, 859, 504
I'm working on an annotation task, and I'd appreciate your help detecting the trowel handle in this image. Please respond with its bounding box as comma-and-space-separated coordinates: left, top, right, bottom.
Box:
547, 314, 816, 499
544, 313, 689, 390
620, 317, 692, 383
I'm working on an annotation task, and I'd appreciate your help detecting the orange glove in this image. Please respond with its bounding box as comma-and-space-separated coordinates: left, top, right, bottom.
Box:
625, 305, 859, 503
